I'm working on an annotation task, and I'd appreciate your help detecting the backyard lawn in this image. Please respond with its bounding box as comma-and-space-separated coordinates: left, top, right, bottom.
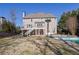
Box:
0, 35, 79, 55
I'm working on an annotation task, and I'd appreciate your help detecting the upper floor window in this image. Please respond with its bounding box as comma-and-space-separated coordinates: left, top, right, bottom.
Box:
27, 24, 32, 28
35, 22, 45, 28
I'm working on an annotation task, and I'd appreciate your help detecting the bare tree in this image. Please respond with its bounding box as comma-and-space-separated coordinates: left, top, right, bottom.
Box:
66, 16, 77, 35
10, 9, 16, 25
10, 9, 16, 33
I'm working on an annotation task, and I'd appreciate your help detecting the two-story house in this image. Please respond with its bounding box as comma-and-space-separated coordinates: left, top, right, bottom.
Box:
21, 13, 57, 36
0, 17, 6, 31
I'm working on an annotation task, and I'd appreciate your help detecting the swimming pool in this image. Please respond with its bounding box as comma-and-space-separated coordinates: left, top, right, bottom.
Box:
49, 35, 79, 44
62, 37, 79, 44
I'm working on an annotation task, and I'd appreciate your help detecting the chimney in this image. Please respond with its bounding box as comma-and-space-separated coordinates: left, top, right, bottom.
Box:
22, 11, 26, 17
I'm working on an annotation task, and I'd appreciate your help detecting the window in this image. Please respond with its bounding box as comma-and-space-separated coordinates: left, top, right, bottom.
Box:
40, 29, 44, 35
35, 22, 45, 27
27, 24, 32, 28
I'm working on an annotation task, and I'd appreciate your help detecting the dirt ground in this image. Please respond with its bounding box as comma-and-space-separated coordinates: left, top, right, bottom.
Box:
0, 35, 79, 55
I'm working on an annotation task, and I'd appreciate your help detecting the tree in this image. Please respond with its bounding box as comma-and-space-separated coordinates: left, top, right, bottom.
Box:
58, 8, 79, 35
1, 19, 20, 34
58, 12, 70, 30
66, 16, 77, 35
10, 9, 16, 25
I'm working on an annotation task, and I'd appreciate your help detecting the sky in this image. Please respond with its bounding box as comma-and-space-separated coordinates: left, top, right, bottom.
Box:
0, 3, 79, 27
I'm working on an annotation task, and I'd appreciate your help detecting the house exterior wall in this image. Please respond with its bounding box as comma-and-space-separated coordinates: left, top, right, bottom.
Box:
0, 17, 7, 31
0, 17, 4, 30
23, 17, 57, 35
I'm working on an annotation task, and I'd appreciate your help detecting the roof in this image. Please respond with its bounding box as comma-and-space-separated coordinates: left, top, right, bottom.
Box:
23, 13, 56, 19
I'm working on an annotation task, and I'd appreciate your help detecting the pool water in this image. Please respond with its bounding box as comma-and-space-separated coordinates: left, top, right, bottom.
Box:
66, 40, 79, 44
62, 37, 79, 44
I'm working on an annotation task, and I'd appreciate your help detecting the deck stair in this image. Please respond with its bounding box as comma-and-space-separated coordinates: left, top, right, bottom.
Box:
25, 29, 34, 36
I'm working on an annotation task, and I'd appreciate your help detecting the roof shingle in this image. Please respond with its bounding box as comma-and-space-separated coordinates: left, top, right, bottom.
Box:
23, 13, 56, 19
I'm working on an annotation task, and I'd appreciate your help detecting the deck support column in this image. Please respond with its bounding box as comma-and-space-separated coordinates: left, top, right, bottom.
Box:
21, 30, 24, 36
35, 29, 37, 35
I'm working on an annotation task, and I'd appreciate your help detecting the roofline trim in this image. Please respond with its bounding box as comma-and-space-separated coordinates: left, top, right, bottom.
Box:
23, 17, 56, 19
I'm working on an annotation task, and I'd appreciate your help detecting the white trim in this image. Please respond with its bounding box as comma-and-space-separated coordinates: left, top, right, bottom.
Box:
22, 28, 45, 30
30, 34, 45, 36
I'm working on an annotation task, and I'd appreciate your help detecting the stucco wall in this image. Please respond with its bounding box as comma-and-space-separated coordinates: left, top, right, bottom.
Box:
0, 18, 3, 30
23, 17, 57, 35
